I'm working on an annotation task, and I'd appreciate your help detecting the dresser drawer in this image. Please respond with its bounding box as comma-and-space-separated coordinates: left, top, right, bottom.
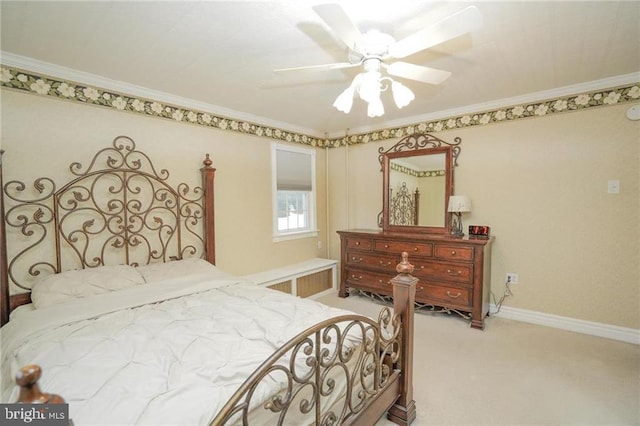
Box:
418, 284, 472, 309
434, 244, 474, 261
374, 240, 433, 257
344, 269, 393, 295
412, 260, 473, 285
346, 251, 398, 272
346, 237, 373, 251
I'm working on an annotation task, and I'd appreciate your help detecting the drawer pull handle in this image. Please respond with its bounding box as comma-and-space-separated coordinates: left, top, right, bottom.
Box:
447, 269, 462, 276
413, 247, 419, 252
355, 241, 360, 246
446, 291, 462, 299
451, 250, 456, 256
417, 286, 424, 292
384, 244, 389, 248
351, 275, 363, 281
379, 260, 392, 266
351, 257, 363, 263
380, 279, 390, 286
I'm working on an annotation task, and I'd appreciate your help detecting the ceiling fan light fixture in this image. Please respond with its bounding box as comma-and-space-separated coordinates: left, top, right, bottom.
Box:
334, 72, 414, 116
357, 71, 382, 103
367, 96, 384, 118
287, 3, 483, 119
391, 80, 415, 109
333, 86, 355, 113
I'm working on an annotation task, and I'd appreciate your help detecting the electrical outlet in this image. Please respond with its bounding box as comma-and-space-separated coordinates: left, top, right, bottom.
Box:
506, 273, 518, 284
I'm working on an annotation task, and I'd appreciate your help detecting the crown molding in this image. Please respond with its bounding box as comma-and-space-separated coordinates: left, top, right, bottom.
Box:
331, 72, 640, 138
0, 51, 323, 139
1, 51, 638, 148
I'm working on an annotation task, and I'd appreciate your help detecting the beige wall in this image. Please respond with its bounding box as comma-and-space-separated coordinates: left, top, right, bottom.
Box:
328, 104, 639, 329
1, 91, 328, 277
2, 89, 639, 330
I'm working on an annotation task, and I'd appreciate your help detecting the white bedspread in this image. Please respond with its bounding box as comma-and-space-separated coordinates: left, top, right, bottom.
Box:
0, 275, 356, 425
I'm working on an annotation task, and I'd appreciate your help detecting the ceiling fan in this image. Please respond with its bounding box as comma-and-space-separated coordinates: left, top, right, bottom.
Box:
275, 3, 483, 117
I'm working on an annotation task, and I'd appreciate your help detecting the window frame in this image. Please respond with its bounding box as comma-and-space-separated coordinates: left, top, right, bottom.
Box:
271, 143, 318, 242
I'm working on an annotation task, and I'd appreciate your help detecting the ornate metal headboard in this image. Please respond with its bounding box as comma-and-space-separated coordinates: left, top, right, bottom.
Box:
0, 136, 216, 324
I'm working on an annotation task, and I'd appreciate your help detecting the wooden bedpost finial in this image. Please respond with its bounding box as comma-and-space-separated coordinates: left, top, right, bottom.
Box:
203, 153, 213, 168
396, 251, 414, 275
16, 365, 65, 404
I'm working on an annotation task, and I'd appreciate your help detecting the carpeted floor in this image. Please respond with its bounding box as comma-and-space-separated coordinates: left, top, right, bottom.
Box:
317, 292, 640, 426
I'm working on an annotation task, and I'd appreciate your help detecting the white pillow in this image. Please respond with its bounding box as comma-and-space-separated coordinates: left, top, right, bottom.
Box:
9, 303, 35, 321
31, 265, 146, 309
136, 258, 222, 284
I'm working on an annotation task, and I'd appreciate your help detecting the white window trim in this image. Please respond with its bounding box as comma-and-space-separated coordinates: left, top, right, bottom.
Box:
271, 143, 318, 241
273, 229, 319, 242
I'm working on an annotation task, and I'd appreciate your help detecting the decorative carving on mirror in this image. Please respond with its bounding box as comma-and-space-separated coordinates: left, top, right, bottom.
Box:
378, 133, 461, 234
378, 133, 461, 168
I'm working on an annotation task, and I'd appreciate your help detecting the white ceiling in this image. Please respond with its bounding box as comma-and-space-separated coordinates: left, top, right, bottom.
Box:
1, 1, 639, 137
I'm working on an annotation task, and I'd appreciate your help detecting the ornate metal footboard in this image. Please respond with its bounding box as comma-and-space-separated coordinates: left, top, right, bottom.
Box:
212, 311, 397, 425
211, 253, 417, 426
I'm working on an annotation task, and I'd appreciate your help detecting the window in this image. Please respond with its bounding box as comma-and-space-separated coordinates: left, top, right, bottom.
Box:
272, 143, 317, 241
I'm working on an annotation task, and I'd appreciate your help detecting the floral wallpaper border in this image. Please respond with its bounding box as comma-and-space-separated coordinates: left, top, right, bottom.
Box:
1, 65, 638, 149
391, 161, 445, 178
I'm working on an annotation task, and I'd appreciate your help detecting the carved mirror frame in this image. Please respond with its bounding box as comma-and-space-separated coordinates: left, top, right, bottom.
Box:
379, 133, 461, 234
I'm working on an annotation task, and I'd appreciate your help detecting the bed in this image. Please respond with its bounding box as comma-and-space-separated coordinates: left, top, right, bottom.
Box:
0, 136, 417, 425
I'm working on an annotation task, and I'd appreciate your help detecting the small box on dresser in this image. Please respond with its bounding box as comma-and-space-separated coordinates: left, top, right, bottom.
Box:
338, 229, 493, 329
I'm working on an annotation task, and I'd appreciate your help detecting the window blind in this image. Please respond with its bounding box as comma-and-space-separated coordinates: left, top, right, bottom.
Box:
276, 150, 312, 191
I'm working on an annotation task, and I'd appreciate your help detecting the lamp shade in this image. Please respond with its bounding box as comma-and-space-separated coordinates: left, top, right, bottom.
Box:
391, 80, 415, 109
358, 71, 381, 103
331, 64, 415, 117
367, 96, 384, 118
447, 195, 472, 212
333, 87, 354, 113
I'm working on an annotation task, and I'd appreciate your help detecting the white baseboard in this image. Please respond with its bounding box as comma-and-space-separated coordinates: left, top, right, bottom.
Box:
490, 304, 640, 345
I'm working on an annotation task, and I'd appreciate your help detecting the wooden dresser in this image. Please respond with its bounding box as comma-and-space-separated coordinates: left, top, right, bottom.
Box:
338, 229, 493, 329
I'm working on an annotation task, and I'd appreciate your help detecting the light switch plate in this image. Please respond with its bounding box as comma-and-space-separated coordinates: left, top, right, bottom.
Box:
607, 180, 620, 194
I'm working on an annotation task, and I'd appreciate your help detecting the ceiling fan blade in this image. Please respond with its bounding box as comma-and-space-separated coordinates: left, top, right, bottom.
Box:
312, 3, 362, 50
389, 6, 483, 59
274, 62, 359, 73
386, 62, 451, 85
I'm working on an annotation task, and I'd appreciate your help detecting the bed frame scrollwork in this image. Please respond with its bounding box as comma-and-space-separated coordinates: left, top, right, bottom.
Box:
212, 258, 417, 425
0, 136, 216, 324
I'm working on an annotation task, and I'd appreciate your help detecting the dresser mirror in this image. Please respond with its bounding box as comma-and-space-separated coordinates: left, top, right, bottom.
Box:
379, 133, 461, 234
